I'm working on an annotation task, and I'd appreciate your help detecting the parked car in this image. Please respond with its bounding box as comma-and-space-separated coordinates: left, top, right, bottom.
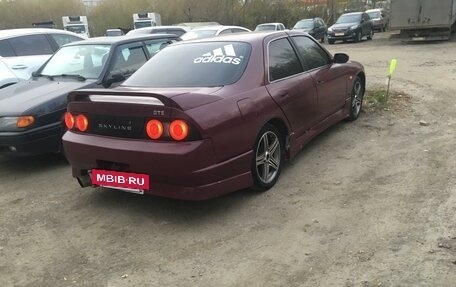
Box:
0, 28, 86, 81
106, 29, 124, 36
254, 23, 286, 31
62, 31, 365, 200
0, 34, 180, 156
365, 8, 389, 31
293, 17, 327, 43
180, 25, 251, 40
327, 12, 374, 44
126, 26, 191, 37
0, 57, 20, 89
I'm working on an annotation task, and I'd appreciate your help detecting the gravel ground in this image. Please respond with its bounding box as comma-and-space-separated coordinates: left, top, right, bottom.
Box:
1, 32, 456, 287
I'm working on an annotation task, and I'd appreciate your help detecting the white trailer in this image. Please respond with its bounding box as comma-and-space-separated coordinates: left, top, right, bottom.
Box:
390, 0, 456, 40
133, 13, 162, 29
62, 16, 90, 38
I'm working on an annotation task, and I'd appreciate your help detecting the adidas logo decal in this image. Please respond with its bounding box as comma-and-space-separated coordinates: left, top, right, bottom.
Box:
193, 44, 242, 65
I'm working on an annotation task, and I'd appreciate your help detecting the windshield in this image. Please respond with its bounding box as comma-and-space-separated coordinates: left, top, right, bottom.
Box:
181, 29, 218, 40
125, 41, 251, 87
367, 11, 381, 19
336, 14, 361, 24
294, 20, 314, 29
255, 25, 275, 31
65, 25, 86, 34
40, 44, 111, 79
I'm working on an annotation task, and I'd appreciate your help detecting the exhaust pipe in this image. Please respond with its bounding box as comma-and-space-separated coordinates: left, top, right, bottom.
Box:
77, 174, 92, 188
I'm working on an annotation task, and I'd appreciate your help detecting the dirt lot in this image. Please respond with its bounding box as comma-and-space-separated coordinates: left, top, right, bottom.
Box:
1, 33, 456, 287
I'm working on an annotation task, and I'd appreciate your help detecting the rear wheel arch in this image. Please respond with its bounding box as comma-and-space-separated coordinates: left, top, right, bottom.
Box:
266, 118, 289, 152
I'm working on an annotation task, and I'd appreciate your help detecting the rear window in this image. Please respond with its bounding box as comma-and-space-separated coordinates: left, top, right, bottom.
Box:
124, 41, 251, 87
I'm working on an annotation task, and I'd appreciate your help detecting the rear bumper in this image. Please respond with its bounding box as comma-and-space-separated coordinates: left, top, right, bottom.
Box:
62, 131, 254, 200
0, 122, 62, 156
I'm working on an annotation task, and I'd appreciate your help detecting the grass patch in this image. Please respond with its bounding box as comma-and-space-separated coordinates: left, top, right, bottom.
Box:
364, 89, 388, 111
363, 88, 413, 116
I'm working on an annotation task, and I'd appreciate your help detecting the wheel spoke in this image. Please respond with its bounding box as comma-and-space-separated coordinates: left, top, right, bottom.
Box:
261, 161, 269, 181
268, 137, 279, 154
256, 153, 266, 166
261, 134, 269, 150
268, 157, 279, 171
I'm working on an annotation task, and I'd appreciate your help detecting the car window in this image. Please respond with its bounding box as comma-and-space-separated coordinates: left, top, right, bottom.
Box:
40, 44, 111, 79
336, 14, 362, 24
9, 35, 54, 56
219, 29, 232, 35
294, 19, 314, 29
145, 39, 173, 57
110, 44, 147, 77
232, 28, 248, 33
124, 41, 251, 87
268, 38, 303, 82
292, 36, 330, 70
50, 34, 83, 47
0, 40, 15, 57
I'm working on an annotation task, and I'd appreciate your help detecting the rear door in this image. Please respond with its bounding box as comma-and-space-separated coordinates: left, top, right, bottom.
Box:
2, 34, 54, 79
265, 36, 318, 138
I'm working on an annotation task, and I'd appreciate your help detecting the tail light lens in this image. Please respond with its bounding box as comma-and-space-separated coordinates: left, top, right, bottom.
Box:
64, 112, 74, 129
16, 116, 35, 128
75, 114, 89, 132
169, 120, 189, 141
146, 119, 163, 139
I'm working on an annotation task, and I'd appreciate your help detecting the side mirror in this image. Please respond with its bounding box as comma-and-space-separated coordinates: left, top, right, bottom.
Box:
333, 53, 349, 64
103, 72, 125, 88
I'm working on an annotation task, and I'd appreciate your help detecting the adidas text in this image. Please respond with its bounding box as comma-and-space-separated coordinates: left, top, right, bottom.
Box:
193, 55, 242, 65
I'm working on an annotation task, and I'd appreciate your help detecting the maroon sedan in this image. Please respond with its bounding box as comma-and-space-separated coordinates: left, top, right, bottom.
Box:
62, 31, 365, 200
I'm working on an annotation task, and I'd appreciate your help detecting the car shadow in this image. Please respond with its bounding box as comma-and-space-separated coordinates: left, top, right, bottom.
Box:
86, 185, 262, 223
0, 153, 68, 173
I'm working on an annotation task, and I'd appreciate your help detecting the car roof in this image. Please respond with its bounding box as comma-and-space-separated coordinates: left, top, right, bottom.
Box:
365, 8, 383, 13
0, 28, 84, 40
64, 34, 180, 46
341, 12, 363, 16
297, 17, 321, 21
192, 25, 250, 32
177, 30, 293, 45
126, 26, 190, 35
256, 23, 283, 26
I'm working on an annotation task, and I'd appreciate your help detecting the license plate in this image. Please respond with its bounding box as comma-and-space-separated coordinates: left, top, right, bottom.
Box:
335, 33, 344, 36
91, 169, 149, 194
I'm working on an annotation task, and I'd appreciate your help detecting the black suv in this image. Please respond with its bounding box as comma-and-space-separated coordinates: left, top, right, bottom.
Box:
293, 17, 327, 43
327, 12, 373, 44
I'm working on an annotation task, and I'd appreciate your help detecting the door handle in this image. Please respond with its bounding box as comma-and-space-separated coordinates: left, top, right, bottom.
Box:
317, 80, 325, 84
11, 64, 28, 70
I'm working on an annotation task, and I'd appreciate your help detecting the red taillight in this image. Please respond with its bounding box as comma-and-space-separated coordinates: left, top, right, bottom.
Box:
169, 120, 189, 141
64, 112, 74, 129
75, 114, 89, 132
146, 119, 163, 139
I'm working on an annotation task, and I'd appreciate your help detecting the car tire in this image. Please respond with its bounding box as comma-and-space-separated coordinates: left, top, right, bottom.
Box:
251, 124, 283, 191
347, 76, 364, 121
367, 29, 373, 40
355, 32, 362, 42
328, 39, 335, 44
